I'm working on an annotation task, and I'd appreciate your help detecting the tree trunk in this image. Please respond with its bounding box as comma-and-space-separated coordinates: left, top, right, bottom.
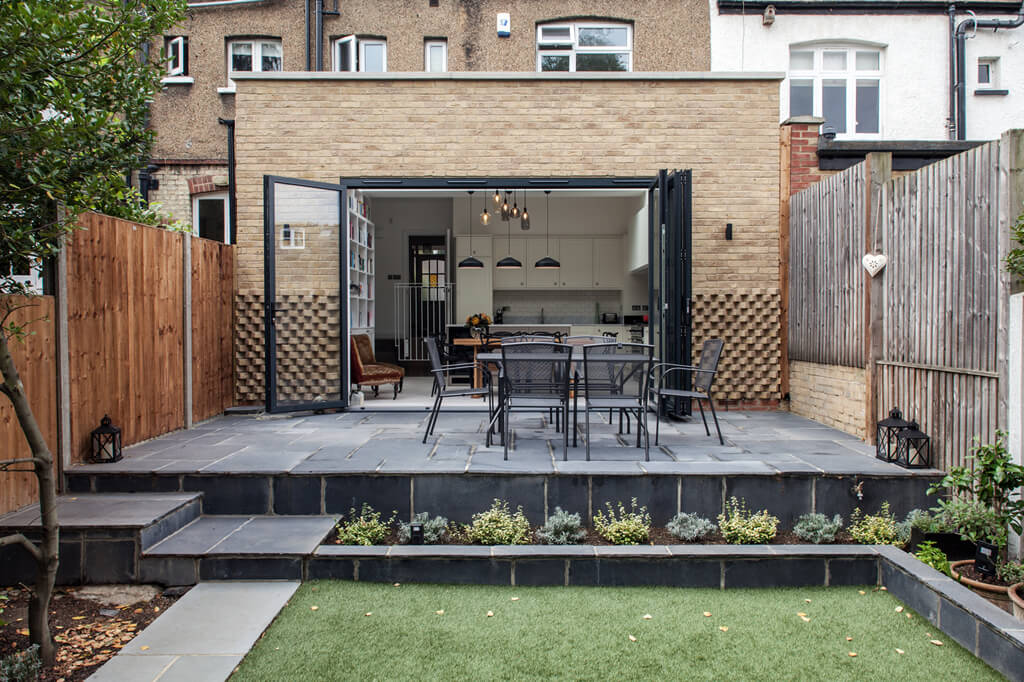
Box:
0, 328, 58, 665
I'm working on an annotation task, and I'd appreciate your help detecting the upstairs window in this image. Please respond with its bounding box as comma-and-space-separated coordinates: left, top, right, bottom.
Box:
166, 36, 188, 76
788, 45, 882, 138
226, 39, 282, 89
425, 39, 447, 73
334, 36, 387, 72
536, 22, 632, 72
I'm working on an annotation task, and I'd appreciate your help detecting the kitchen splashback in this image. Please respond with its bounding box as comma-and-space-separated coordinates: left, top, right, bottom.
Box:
495, 290, 621, 324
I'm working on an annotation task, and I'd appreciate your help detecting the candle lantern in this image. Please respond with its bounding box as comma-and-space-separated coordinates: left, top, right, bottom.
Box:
893, 421, 931, 469
875, 408, 910, 462
90, 415, 122, 463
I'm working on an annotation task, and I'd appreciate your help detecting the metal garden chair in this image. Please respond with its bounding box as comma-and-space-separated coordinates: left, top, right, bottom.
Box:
423, 337, 493, 444
579, 342, 654, 461
648, 338, 725, 445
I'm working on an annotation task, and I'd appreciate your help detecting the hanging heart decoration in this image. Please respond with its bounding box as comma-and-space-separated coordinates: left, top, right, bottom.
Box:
862, 253, 887, 277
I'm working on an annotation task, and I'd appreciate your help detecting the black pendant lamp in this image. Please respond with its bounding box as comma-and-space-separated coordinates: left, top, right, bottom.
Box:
458, 190, 484, 269
520, 191, 530, 230
495, 204, 522, 269
535, 190, 560, 269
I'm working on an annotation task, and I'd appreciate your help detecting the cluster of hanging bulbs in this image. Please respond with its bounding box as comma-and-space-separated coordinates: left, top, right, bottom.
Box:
479, 189, 529, 230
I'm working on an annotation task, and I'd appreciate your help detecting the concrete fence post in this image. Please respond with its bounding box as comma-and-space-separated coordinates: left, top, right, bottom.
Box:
1009, 293, 1023, 560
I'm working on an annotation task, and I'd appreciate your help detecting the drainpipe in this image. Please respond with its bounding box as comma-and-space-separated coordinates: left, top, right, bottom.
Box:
305, 0, 311, 71
315, 0, 323, 71
948, 5, 958, 140
218, 118, 237, 245
954, 1, 1024, 139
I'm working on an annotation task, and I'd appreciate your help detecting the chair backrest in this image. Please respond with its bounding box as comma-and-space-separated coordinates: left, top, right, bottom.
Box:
581, 343, 653, 402
566, 335, 617, 346
482, 329, 523, 349
424, 336, 447, 392
352, 333, 376, 364
500, 342, 572, 401
694, 338, 724, 393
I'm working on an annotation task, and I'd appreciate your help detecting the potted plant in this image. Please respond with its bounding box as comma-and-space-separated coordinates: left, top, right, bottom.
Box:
465, 312, 492, 338
929, 431, 1024, 609
1000, 561, 1024, 621
906, 508, 976, 560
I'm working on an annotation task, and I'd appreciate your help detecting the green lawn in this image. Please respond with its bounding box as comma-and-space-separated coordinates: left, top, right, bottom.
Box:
232, 582, 1001, 681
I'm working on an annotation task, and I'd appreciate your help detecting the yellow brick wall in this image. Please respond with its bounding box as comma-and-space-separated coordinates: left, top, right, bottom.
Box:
231, 75, 781, 403
789, 360, 866, 438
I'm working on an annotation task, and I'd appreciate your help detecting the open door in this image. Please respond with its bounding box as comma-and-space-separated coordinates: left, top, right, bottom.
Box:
264, 176, 348, 412
649, 169, 693, 416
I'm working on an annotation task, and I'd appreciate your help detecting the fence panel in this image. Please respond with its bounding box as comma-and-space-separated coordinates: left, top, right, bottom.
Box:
192, 237, 235, 422
789, 163, 866, 367
881, 141, 1002, 470
0, 296, 58, 515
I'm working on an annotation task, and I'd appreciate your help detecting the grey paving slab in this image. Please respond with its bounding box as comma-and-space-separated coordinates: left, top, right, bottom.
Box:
209, 516, 336, 555
119, 582, 299, 656
88, 654, 180, 681
199, 449, 314, 473
145, 517, 249, 555
468, 449, 556, 474
147, 654, 242, 682
0, 493, 200, 529
290, 456, 383, 473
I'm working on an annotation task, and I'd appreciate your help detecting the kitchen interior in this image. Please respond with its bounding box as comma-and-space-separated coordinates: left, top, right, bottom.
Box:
354, 187, 650, 407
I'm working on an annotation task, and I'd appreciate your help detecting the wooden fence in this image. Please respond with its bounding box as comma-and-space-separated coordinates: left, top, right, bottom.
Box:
0, 213, 235, 513
787, 132, 1019, 472
789, 163, 866, 367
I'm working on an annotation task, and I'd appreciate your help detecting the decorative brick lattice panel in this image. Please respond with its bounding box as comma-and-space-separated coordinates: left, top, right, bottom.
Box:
691, 289, 780, 403
234, 292, 342, 404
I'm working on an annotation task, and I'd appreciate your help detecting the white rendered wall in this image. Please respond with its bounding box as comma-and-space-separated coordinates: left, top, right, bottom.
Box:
709, 8, 1024, 140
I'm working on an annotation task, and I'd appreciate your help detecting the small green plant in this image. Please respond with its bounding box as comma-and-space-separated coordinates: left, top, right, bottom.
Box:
996, 560, 1024, 585
463, 499, 531, 545
1006, 208, 1024, 278
905, 508, 945, 534
0, 644, 41, 682
793, 513, 843, 544
932, 498, 1006, 547
848, 502, 904, 545
717, 497, 779, 544
593, 499, 651, 545
666, 512, 716, 541
397, 512, 450, 544
536, 507, 586, 545
914, 541, 951, 577
335, 504, 396, 546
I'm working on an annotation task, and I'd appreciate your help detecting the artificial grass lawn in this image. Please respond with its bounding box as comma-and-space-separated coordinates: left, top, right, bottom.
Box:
233, 582, 1002, 681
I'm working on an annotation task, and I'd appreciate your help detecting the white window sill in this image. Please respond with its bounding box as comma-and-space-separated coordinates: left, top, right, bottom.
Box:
217, 86, 236, 95
161, 76, 194, 85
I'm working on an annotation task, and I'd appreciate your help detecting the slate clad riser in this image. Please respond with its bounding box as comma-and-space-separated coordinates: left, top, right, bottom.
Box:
65, 472, 940, 526
0, 537, 137, 586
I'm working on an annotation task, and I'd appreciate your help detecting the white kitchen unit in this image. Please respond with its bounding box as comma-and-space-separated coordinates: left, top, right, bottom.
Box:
526, 237, 560, 288
455, 237, 492, 321
557, 238, 593, 288
592, 238, 623, 289
569, 324, 631, 339
492, 239, 527, 289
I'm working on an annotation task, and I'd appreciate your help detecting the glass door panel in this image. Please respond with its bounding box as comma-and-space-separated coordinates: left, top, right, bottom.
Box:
264, 177, 347, 412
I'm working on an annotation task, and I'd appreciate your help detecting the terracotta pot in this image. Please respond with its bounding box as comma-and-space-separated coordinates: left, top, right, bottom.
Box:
1010, 582, 1024, 622
950, 560, 1012, 613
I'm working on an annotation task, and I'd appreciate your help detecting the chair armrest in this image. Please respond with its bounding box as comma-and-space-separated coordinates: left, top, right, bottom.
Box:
648, 363, 715, 388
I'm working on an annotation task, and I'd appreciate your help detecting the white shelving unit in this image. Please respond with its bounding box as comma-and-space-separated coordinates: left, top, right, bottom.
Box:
347, 190, 374, 339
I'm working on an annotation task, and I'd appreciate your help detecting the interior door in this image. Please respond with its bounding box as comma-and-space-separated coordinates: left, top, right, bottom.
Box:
649, 169, 693, 416
263, 176, 348, 412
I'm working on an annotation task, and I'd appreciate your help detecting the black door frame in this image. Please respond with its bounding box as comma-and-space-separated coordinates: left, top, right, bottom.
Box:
263, 175, 349, 413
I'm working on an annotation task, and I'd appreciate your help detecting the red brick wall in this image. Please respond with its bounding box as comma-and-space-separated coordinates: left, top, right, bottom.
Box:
787, 123, 824, 195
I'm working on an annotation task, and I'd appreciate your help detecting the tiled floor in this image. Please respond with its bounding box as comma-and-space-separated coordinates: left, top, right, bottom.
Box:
66, 409, 938, 477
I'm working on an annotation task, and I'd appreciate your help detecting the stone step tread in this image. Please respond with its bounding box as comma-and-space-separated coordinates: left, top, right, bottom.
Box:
144, 515, 336, 557
0, 492, 201, 531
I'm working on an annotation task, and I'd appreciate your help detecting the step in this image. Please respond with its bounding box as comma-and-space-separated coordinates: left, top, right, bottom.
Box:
140, 515, 337, 585
0, 492, 201, 586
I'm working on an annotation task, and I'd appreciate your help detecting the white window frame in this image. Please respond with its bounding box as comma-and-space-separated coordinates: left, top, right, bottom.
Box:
167, 36, 186, 76
192, 191, 231, 244
1, 259, 43, 294
787, 43, 884, 140
536, 22, 633, 73
280, 224, 306, 250
333, 35, 387, 72
222, 38, 282, 92
425, 39, 447, 73
976, 57, 999, 89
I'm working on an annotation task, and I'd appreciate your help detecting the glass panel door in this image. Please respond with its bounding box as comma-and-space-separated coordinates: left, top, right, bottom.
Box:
264, 176, 348, 412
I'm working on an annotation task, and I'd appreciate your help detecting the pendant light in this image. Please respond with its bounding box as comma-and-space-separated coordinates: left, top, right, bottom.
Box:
520, 191, 530, 230
534, 190, 560, 269
511, 191, 520, 219
500, 192, 510, 221
480, 190, 490, 225
493, 189, 501, 206
495, 209, 522, 269
458, 190, 484, 269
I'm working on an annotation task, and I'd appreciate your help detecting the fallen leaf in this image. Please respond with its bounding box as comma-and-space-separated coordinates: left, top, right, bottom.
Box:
393, 583, 401, 587
154, 607, 160, 612
133, 608, 142, 614
435, 610, 445, 615
486, 611, 494, 617
880, 586, 887, 591
719, 626, 728, 632
895, 606, 904, 613
804, 599, 812, 603
848, 652, 857, 658
140, 646, 149, 651
275, 647, 280, 651
895, 648, 905, 655
800, 616, 811, 623
16, 629, 28, 636
511, 597, 519, 602
628, 635, 637, 642
703, 612, 712, 618
846, 637, 853, 642
364, 612, 372, 617
858, 590, 866, 595
643, 614, 652, 620
926, 633, 932, 637
906, 613, 913, 619
310, 606, 319, 611
797, 612, 807, 617
930, 640, 943, 646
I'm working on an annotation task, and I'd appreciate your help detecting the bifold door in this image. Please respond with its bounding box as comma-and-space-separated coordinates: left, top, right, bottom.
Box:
263, 176, 348, 412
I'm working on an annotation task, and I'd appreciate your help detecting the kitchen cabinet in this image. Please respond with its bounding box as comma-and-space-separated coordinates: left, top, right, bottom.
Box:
491, 239, 527, 289
455, 237, 492, 320
526, 238, 560, 288
592, 238, 624, 289
557, 238, 593, 288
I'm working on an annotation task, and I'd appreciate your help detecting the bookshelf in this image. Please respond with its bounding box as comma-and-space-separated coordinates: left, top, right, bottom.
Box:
347, 189, 374, 339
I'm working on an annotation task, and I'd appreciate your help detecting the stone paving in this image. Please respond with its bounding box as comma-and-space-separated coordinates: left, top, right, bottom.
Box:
66, 409, 938, 477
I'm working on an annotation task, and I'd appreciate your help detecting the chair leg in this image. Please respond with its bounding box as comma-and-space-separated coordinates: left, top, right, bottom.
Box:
423, 394, 441, 443
697, 400, 710, 436
572, 391, 579, 447
654, 395, 661, 446
707, 397, 724, 445
393, 383, 399, 400
642, 406, 650, 461
503, 401, 510, 461
563, 403, 569, 461
585, 408, 591, 462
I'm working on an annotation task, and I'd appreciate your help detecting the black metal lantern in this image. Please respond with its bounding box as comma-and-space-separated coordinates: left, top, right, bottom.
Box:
893, 421, 931, 469
90, 415, 122, 463
876, 408, 910, 462
409, 522, 424, 545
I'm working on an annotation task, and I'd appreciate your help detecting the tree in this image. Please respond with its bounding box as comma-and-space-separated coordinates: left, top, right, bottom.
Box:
0, 0, 185, 664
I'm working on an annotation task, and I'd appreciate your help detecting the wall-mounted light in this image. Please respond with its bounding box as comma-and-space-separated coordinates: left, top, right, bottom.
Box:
725, 223, 733, 241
